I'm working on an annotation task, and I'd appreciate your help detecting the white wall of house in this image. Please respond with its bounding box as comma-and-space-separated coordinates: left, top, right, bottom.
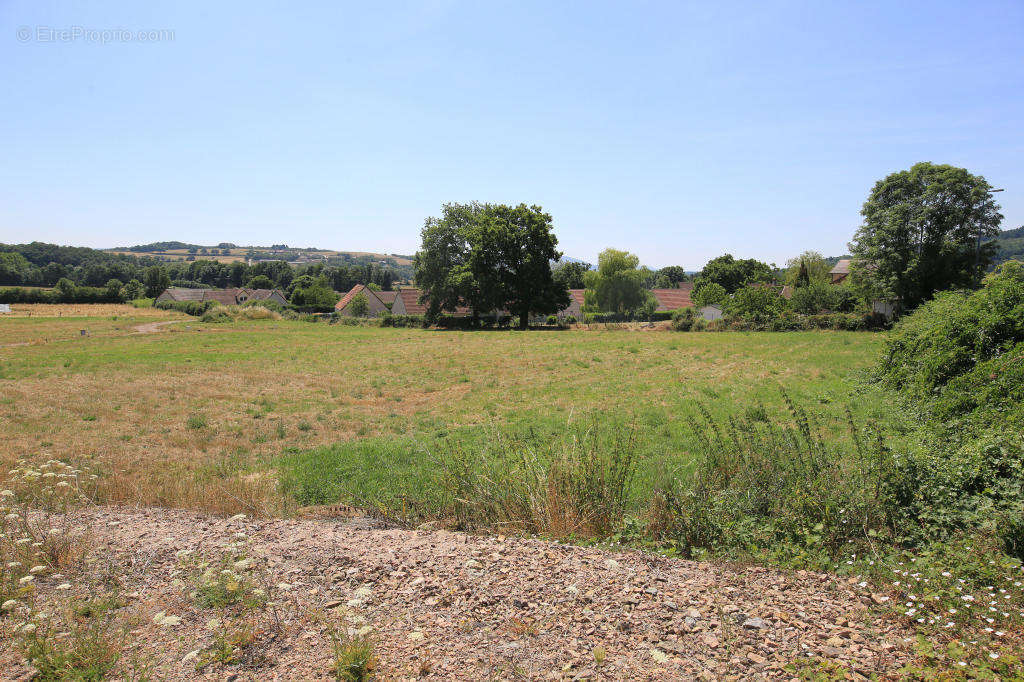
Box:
700, 304, 724, 321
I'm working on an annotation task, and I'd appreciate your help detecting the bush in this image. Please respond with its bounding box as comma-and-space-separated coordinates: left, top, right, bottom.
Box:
650, 397, 890, 560
670, 307, 696, 331
200, 306, 233, 323
437, 423, 638, 537
876, 261, 1024, 427
379, 314, 426, 328
155, 299, 215, 316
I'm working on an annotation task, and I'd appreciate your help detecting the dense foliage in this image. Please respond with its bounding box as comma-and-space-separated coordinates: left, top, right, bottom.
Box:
414, 202, 568, 328
0, 241, 402, 297
849, 162, 1003, 311
582, 249, 651, 315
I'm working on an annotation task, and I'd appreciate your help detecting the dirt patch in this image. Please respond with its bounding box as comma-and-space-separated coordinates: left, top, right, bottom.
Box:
132, 320, 180, 334
0, 507, 913, 680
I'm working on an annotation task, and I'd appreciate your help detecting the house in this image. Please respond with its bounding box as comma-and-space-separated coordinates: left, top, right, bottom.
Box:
0, 303, 10, 314
390, 288, 471, 317
651, 283, 695, 311
830, 259, 851, 284
155, 287, 287, 305
557, 289, 586, 320
334, 284, 390, 317
699, 304, 724, 321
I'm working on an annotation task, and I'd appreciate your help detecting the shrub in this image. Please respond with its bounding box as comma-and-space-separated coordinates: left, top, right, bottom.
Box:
650, 397, 891, 560
379, 314, 425, 328
155, 299, 215, 316
436, 422, 638, 538
670, 307, 696, 331
876, 261, 1024, 427
200, 306, 233, 323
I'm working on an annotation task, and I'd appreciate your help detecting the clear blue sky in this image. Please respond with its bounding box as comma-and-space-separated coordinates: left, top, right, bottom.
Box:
2, 1, 1021, 269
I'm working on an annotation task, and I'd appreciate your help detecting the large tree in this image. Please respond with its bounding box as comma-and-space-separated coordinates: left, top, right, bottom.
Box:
583, 249, 650, 314
694, 254, 773, 294
414, 202, 568, 328
783, 251, 831, 287
849, 162, 1003, 310
552, 260, 590, 290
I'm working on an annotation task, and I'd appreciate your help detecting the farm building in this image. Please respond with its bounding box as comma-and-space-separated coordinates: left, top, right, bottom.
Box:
156, 287, 287, 305
699, 304, 724, 321
650, 284, 694, 310
390, 288, 471, 317
556, 289, 586, 319
335, 284, 391, 317
830, 259, 851, 284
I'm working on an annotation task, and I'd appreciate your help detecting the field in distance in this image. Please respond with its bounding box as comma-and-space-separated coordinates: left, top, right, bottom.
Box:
104, 243, 415, 266
0, 308, 890, 520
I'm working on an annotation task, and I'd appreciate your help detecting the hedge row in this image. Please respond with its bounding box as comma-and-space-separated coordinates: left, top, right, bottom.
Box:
0, 286, 120, 304
671, 307, 889, 332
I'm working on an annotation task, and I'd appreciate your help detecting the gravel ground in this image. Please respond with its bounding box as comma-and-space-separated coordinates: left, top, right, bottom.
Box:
1, 507, 913, 680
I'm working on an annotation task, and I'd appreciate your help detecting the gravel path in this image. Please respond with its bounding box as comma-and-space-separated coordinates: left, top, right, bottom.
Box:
2, 507, 913, 680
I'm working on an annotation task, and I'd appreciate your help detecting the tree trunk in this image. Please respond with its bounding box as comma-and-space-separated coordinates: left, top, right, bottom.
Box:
518, 305, 529, 330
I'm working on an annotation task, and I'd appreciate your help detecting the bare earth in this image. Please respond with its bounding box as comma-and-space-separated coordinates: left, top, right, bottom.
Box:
2, 507, 913, 680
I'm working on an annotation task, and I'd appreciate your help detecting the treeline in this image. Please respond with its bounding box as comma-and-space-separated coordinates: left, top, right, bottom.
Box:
0, 242, 402, 295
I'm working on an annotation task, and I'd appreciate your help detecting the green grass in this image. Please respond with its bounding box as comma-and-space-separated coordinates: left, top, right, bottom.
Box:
0, 317, 888, 514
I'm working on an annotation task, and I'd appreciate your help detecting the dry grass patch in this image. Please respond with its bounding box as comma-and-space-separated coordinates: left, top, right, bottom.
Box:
0, 318, 887, 517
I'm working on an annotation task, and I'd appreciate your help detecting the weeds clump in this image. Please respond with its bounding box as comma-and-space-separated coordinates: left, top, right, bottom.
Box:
18, 596, 127, 681
330, 629, 377, 681
649, 396, 890, 562
436, 422, 638, 538
1, 460, 93, 605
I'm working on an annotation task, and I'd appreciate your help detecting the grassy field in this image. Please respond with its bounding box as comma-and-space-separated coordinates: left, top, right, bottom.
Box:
0, 307, 890, 519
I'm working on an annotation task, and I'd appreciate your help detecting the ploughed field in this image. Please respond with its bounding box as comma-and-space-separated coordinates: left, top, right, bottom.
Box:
0, 306, 887, 520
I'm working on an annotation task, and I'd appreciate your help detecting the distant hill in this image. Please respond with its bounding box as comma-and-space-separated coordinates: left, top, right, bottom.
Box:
988, 226, 1024, 266
106, 243, 414, 268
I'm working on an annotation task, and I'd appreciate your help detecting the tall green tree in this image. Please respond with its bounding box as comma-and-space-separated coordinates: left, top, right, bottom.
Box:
479, 204, 568, 329
849, 162, 1003, 310
783, 251, 831, 287
143, 266, 170, 298
694, 254, 773, 294
656, 265, 689, 286
552, 261, 590, 290
414, 202, 568, 328
583, 249, 649, 314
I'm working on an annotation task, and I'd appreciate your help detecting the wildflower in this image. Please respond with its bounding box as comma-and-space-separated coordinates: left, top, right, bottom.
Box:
28, 566, 47, 575
18, 575, 33, 585
55, 583, 71, 591
942, 571, 951, 577
989, 653, 999, 660
0, 490, 13, 498
961, 595, 975, 601
1, 599, 18, 612
20, 623, 36, 634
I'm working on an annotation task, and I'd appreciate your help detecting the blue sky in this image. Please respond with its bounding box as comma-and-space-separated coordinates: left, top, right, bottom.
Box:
1, 1, 1021, 269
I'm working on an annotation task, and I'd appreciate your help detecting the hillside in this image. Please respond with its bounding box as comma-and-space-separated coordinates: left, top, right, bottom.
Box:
107, 242, 415, 268
990, 225, 1024, 265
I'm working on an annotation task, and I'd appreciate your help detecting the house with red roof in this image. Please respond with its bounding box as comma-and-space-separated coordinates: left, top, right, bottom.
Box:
335, 284, 391, 316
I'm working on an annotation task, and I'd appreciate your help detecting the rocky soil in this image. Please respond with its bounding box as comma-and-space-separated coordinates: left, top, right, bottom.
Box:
1, 507, 914, 680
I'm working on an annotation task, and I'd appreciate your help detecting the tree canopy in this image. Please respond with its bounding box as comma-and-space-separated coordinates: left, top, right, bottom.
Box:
552, 261, 590, 290
583, 249, 650, 314
849, 162, 1003, 310
694, 254, 773, 294
413, 202, 568, 328
783, 251, 831, 287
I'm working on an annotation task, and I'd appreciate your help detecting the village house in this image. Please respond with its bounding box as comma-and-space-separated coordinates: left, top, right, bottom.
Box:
334, 284, 391, 316
830, 259, 851, 284
650, 284, 694, 310
390, 288, 471, 317
156, 287, 287, 305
